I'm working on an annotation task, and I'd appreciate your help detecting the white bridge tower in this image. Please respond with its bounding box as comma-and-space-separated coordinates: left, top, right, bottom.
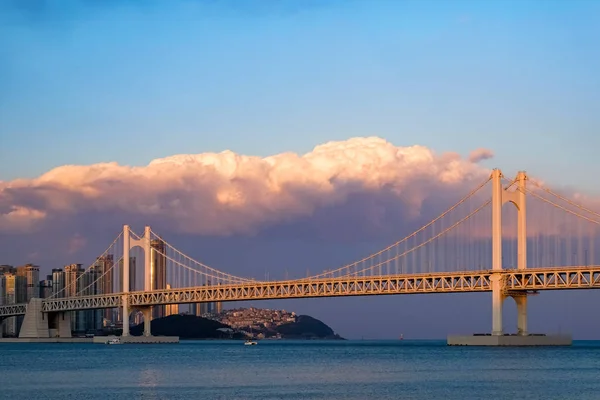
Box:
491, 169, 528, 336
122, 225, 153, 337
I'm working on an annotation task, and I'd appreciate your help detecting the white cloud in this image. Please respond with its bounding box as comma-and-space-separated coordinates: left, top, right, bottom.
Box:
468, 148, 494, 163
0, 136, 494, 236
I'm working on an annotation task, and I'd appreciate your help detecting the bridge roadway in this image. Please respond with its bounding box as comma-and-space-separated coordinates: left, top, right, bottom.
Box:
1, 265, 600, 318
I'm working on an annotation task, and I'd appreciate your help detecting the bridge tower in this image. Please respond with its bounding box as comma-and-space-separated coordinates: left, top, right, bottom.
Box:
122, 225, 153, 337
491, 169, 528, 336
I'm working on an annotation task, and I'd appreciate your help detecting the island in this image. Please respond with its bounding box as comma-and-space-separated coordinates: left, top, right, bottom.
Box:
129, 307, 344, 340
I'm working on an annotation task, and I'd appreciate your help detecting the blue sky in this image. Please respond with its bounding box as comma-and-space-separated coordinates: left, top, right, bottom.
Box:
1, 0, 599, 189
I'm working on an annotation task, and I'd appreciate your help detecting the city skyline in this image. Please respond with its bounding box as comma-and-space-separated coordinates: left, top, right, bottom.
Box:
0, 257, 225, 337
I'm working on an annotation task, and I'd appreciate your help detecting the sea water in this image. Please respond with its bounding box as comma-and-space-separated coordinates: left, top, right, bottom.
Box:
1, 340, 599, 399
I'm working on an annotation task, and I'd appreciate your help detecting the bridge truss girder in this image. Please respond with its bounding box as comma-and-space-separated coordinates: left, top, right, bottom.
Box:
0, 303, 28, 317
2, 266, 600, 316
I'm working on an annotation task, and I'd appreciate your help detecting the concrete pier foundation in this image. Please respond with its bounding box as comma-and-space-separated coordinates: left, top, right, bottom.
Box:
16, 299, 72, 339
447, 334, 572, 346
18, 298, 49, 338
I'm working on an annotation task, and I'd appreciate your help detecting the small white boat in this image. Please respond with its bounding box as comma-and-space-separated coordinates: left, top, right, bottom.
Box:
106, 338, 121, 345
244, 339, 257, 346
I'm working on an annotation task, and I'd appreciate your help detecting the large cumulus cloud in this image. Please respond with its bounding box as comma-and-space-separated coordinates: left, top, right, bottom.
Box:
0, 137, 494, 238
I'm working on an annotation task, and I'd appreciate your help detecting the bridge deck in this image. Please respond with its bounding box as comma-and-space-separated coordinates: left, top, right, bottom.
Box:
1, 266, 600, 316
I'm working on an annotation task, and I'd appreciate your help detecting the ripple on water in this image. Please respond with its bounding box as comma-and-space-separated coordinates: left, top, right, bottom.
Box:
1, 340, 600, 400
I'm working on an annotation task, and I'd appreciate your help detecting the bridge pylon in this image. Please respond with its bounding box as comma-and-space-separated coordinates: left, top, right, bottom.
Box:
122, 225, 153, 337
491, 169, 528, 336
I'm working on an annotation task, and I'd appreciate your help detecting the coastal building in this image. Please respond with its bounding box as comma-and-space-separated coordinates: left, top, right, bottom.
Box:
190, 279, 222, 316
94, 255, 115, 323
133, 311, 143, 326
0, 275, 4, 300
3, 273, 26, 336
216, 307, 297, 330
39, 277, 53, 298
118, 257, 137, 292
16, 264, 40, 301
0, 265, 15, 275
82, 265, 103, 331
51, 268, 65, 298
64, 263, 85, 332
190, 300, 222, 316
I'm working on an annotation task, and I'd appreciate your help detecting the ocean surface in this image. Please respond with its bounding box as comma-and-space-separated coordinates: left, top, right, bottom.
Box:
1, 340, 599, 399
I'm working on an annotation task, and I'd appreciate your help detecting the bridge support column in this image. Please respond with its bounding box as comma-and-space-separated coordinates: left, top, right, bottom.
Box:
491, 274, 505, 336
515, 171, 527, 271
122, 295, 130, 337
0, 317, 4, 338
122, 224, 131, 337
57, 312, 71, 338
141, 307, 152, 337
491, 169, 505, 336
513, 295, 528, 336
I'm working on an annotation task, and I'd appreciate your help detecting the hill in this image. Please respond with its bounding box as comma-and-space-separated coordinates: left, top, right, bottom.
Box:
130, 314, 244, 339
274, 315, 344, 340
129, 313, 344, 340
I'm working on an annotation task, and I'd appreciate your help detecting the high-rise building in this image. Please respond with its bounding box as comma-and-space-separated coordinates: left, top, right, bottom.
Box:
118, 257, 137, 292
94, 255, 114, 323
214, 301, 223, 314
82, 266, 103, 331
151, 239, 167, 319
16, 264, 40, 301
0, 275, 5, 309
39, 279, 53, 298
52, 268, 65, 298
3, 273, 26, 336
165, 284, 178, 316
0, 265, 15, 275
64, 264, 83, 296
0, 271, 10, 336
133, 311, 143, 325
190, 302, 200, 316
64, 264, 85, 332
213, 281, 223, 314
190, 279, 222, 316
189, 301, 222, 316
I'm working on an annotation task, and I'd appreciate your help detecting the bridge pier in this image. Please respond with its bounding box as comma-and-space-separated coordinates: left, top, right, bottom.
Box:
19, 298, 49, 338
141, 307, 152, 337
18, 299, 74, 339
513, 294, 528, 336
122, 295, 130, 337
131, 306, 153, 336
491, 275, 505, 336
122, 224, 132, 337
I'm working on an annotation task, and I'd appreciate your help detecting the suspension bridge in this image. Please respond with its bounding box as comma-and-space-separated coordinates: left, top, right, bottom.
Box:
2, 169, 600, 343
